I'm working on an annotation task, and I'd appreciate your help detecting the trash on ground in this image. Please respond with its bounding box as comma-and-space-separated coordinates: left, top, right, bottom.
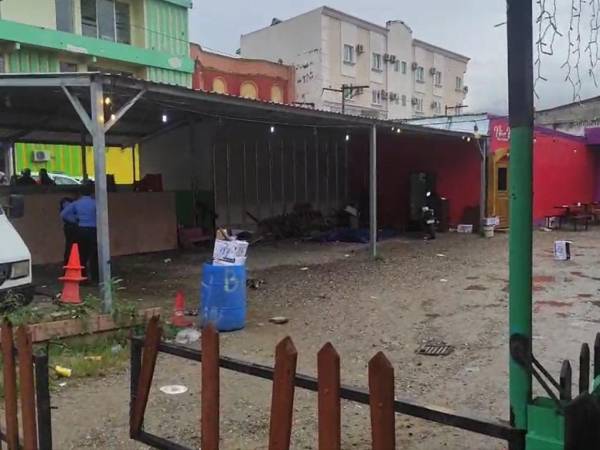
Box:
84, 356, 102, 361
111, 344, 123, 355
175, 328, 201, 345
247, 278, 265, 289
554, 240, 572, 261
465, 367, 480, 373
300, 267, 309, 271
539, 227, 552, 232
436, 253, 446, 257
457, 224, 474, 234
55, 365, 72, 377
58, 382, 67, 387
440, 278, 448, 283
269, 316, 289, 325
163, 258, 172, 263
370, 296, 378, 300
159, 385, 189, 395
416, 343, 455, 356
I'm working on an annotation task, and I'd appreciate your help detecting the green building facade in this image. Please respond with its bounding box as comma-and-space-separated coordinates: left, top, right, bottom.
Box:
0, 0, 194, 179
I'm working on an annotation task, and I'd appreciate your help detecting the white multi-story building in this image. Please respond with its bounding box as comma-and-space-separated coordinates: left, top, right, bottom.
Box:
240, 6, 470, 120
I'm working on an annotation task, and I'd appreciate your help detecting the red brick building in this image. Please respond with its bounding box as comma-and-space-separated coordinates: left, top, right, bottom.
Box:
191, 44, 295, 104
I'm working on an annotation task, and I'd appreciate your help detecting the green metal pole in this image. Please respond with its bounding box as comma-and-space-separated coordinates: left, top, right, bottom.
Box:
507, 0, 534, 436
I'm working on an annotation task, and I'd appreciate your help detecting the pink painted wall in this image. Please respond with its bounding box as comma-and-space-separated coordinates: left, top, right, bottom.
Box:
350, 132, 481, 228
489, 118, 596, 221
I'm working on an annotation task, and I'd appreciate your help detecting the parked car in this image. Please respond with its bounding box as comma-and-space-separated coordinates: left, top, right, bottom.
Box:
0, 195, 33, 307
31, 172, 81, 185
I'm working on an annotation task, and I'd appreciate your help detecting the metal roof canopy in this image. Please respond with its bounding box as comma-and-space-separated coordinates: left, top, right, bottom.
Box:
0, 72, 473, 146
0, 72, 474, 312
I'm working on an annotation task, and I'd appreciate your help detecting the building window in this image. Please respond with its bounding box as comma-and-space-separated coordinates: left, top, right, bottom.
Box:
413, 97, 423, 112
271, 85, 283, 103
59, 62, 78, 72
81, 0, 131, 44
56, 0, 74, 33
343, 44, 355, 64
372, 53, 382, 72
212, 77, 227, 94
372, 90, 382, 106
456, 76, 463, 90
393, 61, 400, 72
401, 61, 407, 74
116, 2, 131, 44
416, 66, 425, 83
81, 0, 97, 37
240, 81, 258, 99
435, 71, 443, 86
401, 94, 407, 106
432, 99, 442, 114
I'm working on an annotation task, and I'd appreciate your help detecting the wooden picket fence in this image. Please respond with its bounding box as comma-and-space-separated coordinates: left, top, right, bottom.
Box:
0, 320, 52, 450
129, 317, 522, 449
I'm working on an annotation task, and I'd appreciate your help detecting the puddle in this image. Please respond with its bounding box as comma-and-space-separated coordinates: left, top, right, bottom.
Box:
534, 300, 571, 313
465, 285, 488, 291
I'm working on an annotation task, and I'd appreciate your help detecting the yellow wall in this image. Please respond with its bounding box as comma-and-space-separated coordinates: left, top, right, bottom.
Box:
1, 0, 56, 29
86, 146, 140, 185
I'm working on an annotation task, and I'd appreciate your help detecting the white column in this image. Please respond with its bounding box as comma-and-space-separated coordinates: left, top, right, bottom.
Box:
369, 124, 377, 258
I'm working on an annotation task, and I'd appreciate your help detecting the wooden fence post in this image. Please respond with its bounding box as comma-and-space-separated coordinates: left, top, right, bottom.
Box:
201, 324, 220, 450
16, 326, 38, 450
579, 343, 590, 395
594, 333, 600, 378
369, 352, 396, 450
130, 316, 162, 437
1, 320, 19, 450
268, 337, 298, 450
560, 360, 572, 401
318, 343, 341, 450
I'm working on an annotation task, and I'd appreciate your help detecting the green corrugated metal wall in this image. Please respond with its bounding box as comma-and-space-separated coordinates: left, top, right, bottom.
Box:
8, 47, 60, 73
146, 0, 189, 56
15, 143, 83, 175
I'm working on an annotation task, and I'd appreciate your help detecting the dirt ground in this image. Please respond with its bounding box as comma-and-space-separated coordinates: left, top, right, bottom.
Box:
33, 229, 600, 449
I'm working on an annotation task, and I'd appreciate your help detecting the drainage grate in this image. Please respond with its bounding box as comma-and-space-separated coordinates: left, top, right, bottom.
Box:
416, 343, 454, 356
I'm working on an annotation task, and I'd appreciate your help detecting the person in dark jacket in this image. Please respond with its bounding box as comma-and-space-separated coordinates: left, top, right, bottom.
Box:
59, 196, 78, 266
40, 168, 55, 185
16, 168, 37, 186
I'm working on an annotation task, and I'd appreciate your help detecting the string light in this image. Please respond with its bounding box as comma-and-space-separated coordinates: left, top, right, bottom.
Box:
110, 113, 116, 121
104, 96, 112, 106
345, 133, 350, 141
162, 113, 168, 123
270, 125, 275, 133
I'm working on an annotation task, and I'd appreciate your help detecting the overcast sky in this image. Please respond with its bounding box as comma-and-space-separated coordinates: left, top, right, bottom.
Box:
189, 1, 600, 114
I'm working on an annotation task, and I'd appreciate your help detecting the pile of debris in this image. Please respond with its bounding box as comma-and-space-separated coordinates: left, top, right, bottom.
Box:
248, 203, 329, 239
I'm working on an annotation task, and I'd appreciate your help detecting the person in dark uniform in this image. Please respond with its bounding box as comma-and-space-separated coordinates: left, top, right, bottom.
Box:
39, 168, 55, 185
60, 184, 97, 282
16, 168, 37, 186
59, 196, 78, 266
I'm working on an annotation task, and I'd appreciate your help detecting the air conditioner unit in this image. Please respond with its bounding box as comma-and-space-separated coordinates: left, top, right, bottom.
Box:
463, 85, 469, 94
356, 44, 365, 54
389, 55, 397, 64
32, 150, 51, 162
430, 67, 437, 75
411, 62, 419, 71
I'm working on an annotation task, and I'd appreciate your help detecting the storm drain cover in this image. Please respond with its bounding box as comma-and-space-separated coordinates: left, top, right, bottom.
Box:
416, 343, 454, 356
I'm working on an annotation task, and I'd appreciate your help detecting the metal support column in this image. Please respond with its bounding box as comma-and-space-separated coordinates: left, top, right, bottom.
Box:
478, 138, 488, 232
369, 124, 377, 258
80, 131, 88, 180
507, 0, 534, 436
91, 77, 112, 312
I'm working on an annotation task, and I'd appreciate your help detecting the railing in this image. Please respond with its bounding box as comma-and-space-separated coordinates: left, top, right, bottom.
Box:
0, 320, 52, 450
129, 317, 524, 449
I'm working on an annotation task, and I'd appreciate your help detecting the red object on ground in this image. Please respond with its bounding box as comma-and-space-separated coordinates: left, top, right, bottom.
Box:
59, 244, 86, 304
170, 291, 193, 327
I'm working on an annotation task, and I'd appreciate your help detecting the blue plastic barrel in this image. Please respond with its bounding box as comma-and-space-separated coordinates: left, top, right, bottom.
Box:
200, 263, 246, 331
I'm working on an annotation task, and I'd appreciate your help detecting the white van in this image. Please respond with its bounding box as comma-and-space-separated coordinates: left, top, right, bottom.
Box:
0, 195, 33, 305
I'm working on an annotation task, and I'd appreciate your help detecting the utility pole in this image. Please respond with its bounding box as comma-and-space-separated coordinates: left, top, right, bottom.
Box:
322, 84, 369, 114
507, 0, 533, 444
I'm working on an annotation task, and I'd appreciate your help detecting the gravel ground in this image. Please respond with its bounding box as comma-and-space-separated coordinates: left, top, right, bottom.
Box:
35, 229, 600, 449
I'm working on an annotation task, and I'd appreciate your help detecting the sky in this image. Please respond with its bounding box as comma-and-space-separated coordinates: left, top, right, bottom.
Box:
189, 1, 600, 114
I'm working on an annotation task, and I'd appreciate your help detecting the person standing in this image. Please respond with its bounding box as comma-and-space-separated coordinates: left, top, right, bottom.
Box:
59, 196, 78, 266
60, 184, 98, 282
16, 168, 37, 186
39, 168, 55, 185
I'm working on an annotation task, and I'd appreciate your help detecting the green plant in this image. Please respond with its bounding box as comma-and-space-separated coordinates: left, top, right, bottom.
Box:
0, 292, 43, 325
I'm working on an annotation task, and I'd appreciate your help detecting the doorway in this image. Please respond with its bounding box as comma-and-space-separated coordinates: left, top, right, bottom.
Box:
489, 153, 510, 228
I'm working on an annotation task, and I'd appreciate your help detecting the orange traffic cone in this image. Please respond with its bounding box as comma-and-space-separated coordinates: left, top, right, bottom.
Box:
59, 243, 86, 304
170, 291, 193, 328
